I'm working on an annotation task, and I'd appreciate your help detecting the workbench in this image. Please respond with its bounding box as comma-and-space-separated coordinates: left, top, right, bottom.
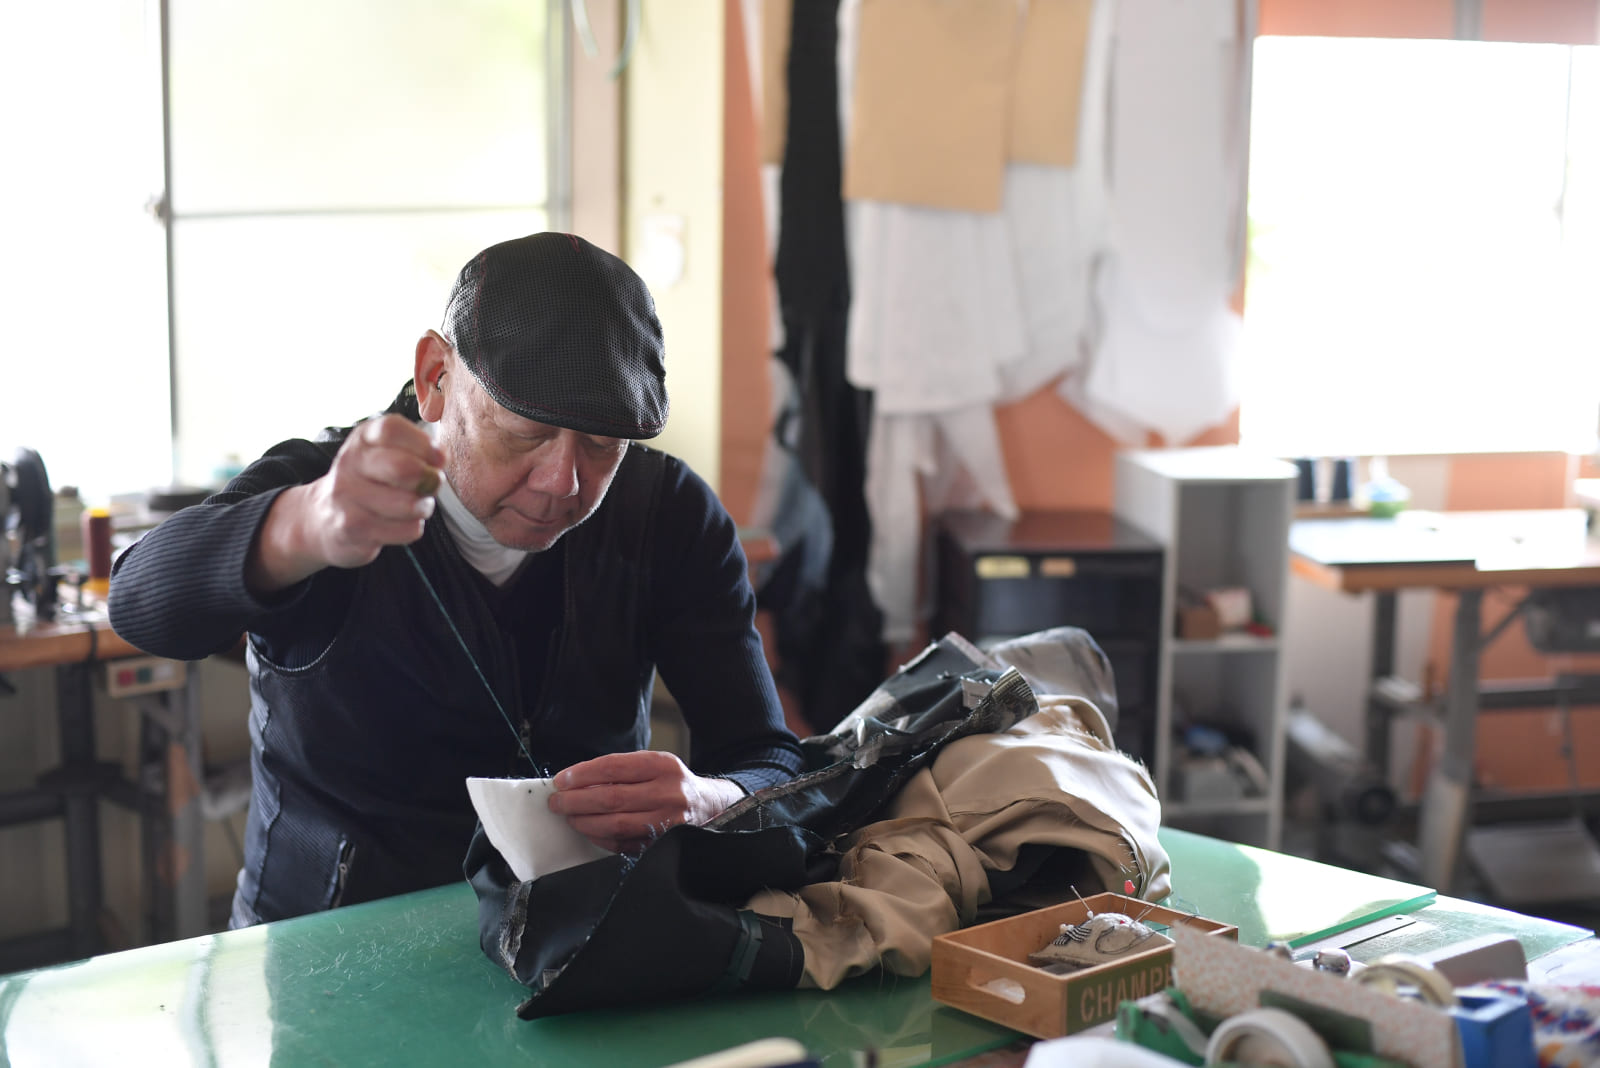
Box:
0, 602, 207, 971
0, 828, 1589, 1066
1290, 509, 1600, 897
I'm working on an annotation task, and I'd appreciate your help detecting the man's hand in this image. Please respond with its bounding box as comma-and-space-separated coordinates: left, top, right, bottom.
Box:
246, 415, 446, 595
547, 751, 745, 854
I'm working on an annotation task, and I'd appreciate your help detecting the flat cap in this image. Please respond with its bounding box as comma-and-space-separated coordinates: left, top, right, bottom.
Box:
443, 232, 668, 439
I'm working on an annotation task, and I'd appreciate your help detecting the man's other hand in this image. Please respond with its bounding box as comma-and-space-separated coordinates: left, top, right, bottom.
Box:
548, 751, 744, 854
246, 415, 446, 594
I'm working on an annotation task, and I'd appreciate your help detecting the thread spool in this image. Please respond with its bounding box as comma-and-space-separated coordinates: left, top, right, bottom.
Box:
82, 508, 113, 597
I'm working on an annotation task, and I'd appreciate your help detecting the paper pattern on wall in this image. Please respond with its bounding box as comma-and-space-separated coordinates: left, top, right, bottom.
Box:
842, 0, 1020, 212
1008, 0, 1095, 166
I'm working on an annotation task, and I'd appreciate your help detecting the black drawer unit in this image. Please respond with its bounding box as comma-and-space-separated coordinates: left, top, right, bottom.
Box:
933, 510, 1164, 762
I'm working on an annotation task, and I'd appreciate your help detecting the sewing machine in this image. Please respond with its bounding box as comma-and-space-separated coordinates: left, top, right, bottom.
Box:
1, 447, 59, 625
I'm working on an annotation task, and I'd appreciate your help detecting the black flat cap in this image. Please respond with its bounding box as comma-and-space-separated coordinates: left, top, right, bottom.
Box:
442, 232, 668, 439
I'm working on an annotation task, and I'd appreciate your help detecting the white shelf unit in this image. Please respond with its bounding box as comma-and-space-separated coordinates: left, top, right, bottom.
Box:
1113, 446, 1297, 849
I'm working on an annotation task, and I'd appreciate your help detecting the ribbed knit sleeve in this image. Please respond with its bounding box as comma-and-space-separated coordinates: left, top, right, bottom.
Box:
650, 457, 805, 791
107, 438, 335, 660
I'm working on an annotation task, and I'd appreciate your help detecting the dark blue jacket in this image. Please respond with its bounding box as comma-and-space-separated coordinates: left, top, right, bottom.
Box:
110, 389, 804, 923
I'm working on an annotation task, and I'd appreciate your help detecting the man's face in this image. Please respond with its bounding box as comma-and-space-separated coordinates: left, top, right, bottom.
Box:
435, 370, 629, 553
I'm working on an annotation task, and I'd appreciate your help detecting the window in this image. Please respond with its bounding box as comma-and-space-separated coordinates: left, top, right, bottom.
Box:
1239, 37, 1600, 458
3, 0, 564, 503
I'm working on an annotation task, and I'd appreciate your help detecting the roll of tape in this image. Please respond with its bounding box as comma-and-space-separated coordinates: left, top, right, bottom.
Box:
1205, 1007, 1336, 1068
1352, 955, 1458, 1007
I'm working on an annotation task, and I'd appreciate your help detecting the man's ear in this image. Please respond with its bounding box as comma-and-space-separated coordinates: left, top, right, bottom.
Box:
414, 330, 452, 422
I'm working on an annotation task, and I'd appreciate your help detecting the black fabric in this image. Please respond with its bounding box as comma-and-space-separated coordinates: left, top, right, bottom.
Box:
751, 358, 834, 706
109, 390, 803, 922
467, 824, 812, 1019
471, 636, 1041, 1018
444, 232, 668, 439
773, 0, 885, 733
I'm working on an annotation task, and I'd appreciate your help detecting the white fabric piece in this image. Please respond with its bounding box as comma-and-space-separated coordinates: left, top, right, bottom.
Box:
465, 776, 610, 883
1106, 0, 1237, 322
996, 165, 1096, 402
1081, 0, 1247, 443
866, 408, 1017, 644
845, 197, 1025, 413
1083, 261, 1243, 444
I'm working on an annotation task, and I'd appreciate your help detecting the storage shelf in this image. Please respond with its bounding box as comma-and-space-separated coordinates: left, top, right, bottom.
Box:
1114, 447, 1296, 851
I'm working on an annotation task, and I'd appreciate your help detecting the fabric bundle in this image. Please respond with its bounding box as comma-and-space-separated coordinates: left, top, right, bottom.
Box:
467, 628, 1169, 1018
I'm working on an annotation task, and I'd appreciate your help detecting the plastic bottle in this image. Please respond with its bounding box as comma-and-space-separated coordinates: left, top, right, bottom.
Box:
1362, 457, 1411, 518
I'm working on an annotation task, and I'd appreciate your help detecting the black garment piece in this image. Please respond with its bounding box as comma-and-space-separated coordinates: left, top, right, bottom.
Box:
470, 636, 1039, 1018
773, 0, 885, 733
751, 358, 834, 706
110, 385, 803, 923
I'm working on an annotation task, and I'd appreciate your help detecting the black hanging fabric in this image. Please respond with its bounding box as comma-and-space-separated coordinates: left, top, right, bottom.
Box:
771, 0, 885, 733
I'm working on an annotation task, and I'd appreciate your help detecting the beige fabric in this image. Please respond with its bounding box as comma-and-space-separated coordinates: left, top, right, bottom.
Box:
1008, 0, 1095, 165
760, 0, 791, 165
842, 0, 1021, 212
745, 697, 1170, 989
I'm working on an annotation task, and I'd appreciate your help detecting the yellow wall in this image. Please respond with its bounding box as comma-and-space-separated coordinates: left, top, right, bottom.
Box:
624, 0, 725, 490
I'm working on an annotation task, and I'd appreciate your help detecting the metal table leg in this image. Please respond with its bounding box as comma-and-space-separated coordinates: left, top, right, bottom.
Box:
1417, 589, 1484, 892
138, 669, 208, 942
53, 663, 104, 961
1366, 591, 1398, 780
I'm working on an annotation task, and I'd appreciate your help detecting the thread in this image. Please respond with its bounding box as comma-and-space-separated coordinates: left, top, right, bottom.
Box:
402, 545, 540, 772
82, 508, 112, 597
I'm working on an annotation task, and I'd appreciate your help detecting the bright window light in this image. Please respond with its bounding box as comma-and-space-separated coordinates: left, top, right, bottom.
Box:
1, 0, 560, 504
1239, 37, 1600, 458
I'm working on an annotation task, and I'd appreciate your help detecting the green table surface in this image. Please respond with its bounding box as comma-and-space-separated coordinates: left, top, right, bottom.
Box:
0, 828, 1590, 1067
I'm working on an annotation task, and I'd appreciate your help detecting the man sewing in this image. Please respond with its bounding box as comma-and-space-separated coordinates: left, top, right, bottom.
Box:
109, 232, 805, 926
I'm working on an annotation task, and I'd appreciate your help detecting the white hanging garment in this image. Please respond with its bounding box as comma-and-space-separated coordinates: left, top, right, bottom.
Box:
865, 407, 1018, 645
1084, 261, 1244, 444
998, 163, 1095, 402
1080, 0, 1248, 443
1001, 0, 1117, 402
840, 0, 1117, 642
845, 198, 1026, 413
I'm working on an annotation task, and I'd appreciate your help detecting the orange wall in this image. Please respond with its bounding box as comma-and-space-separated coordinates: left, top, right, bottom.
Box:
719, 0, 772, 527
1483, 0, 1600, 44
1260, 0, 1598, 41
1259, 0, 1452, 38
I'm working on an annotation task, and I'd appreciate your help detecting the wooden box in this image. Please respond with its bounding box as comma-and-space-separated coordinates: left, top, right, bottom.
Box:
930, 893, 1237, 1040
